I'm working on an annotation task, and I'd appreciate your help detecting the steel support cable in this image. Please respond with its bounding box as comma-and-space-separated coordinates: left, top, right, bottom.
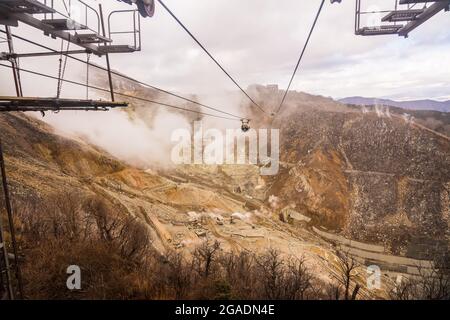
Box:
0, 31, 243, 120
56, 40, 70, 98
0, 63, 240, 121
86, 53, 91, 99
275, 0, 326, 115
0, 138, 24, 299
56, 40, 64, 97
62, 0, 70, 16
157, 0, 267, 115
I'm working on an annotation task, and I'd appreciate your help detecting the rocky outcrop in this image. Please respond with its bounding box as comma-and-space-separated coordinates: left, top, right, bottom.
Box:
264, 91, 450, 256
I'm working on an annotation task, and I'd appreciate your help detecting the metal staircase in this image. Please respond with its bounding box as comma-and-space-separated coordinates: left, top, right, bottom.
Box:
355, 0, 450, 37
0, 138, 23, 300
0, 0, 141, 112
0, 1, 142, 299
0, 0, 142, 54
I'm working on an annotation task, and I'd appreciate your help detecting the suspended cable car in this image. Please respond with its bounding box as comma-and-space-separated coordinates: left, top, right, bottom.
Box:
241, 119, 250, 132
118, 0, 155, 18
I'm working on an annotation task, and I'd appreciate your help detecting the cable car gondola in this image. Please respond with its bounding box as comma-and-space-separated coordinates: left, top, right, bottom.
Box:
241, 119, 250, 132
118, 0, 155, 18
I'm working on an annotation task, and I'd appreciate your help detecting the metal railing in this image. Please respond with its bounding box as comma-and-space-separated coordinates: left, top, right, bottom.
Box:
355, 0, 438, 34
40, 0, 100, 34
355, 0, 403, 34
107, 9, 141, 51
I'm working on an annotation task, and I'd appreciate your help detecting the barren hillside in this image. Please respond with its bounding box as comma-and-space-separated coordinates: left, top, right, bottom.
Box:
1, 85, 449, 298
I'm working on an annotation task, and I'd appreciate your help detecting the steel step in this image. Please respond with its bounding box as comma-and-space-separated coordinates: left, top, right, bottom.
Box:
399, 1, 450, 37
357, 25, 403, 36
399, 0, 447, 4
382, 9, 425, 22
98, 45, 138, 54
0, 0, 55, 14
75, 33, 112, 44
41, 18, 87, 31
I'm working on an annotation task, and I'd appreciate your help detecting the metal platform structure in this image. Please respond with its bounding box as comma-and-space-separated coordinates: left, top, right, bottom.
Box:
0, 0, 139, 300
0, 0, 142, 54
354, 0, 450, 37
0, 96, 128, 112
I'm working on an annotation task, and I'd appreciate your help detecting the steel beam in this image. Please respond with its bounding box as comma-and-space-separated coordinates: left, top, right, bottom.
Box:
0, 138, 23, 299
99, 4, 115, 102
357, 25, 403, 36
0, 96, 128, 111
0, 202, 14, 300
4, 26, 22, 97
382, 9, 425, 22
0, 0, 55, 14
398, 1, 450, 37
6, 11, 104, 55
1, 49, 91, 59
399, 0, 448, 4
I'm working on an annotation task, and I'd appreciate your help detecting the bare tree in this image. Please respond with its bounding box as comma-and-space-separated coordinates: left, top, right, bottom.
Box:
193, 239, 221, 278
163, 250, 192, 299
284, 256, 314, 299
391, 252, 450, 300
219, 250, 255, 299
84, 197, 121, 242
255, 248, 285, 300
117, 215, 150, 261
332, 249, 360, 300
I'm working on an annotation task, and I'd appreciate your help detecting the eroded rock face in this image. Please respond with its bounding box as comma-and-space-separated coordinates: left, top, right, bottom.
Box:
2, 86, 448, 261
269, 99, 450, 254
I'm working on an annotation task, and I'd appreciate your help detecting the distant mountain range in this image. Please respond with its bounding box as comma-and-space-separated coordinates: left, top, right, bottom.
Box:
338, 96, 450, 113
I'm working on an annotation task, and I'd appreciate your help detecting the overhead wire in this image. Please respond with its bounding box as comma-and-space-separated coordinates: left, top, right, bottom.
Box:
56, 39, 70, 98
0, 30, 244, 120
85, 52, 91, 99
157, 0, 267, 115
275, 0, 326, 115
0, 63, 240, 121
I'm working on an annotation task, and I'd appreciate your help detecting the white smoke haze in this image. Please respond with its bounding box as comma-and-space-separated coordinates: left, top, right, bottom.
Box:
231, 212, 253, 223
180, 238, 202, 247
29, 77, 260, 172
187, 211, 201, 221
268, 195, 280, 209
2, 0, 448, 172
38, 106, 191, 169
187, 211, 225, 221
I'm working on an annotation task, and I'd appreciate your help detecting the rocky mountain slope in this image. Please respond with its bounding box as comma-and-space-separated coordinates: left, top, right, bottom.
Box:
3, 112, 379, 297
89, 77, 450, 257
339, 96, 450, 113
1, 83, 449, 298
264, 87, 450, 258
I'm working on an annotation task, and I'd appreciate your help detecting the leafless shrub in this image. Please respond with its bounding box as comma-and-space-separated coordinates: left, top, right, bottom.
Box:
160, 250, 193, 299
219, 250, 255, 299
11, 191, 380, 301
14, 191, 153, 299
284, 256, 314, 300
390, 252, 450, 300
117, 215, 150, 261
192, 239, 221, 279
254, 248, 286, 299
83, 196, 120, 242
332, 249, 360, 300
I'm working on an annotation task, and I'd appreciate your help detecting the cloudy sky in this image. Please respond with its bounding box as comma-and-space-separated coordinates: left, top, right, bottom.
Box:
1, 0, 450, 102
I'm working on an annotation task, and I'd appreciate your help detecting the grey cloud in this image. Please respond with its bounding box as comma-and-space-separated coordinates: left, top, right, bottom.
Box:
1, 0, 449, 101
